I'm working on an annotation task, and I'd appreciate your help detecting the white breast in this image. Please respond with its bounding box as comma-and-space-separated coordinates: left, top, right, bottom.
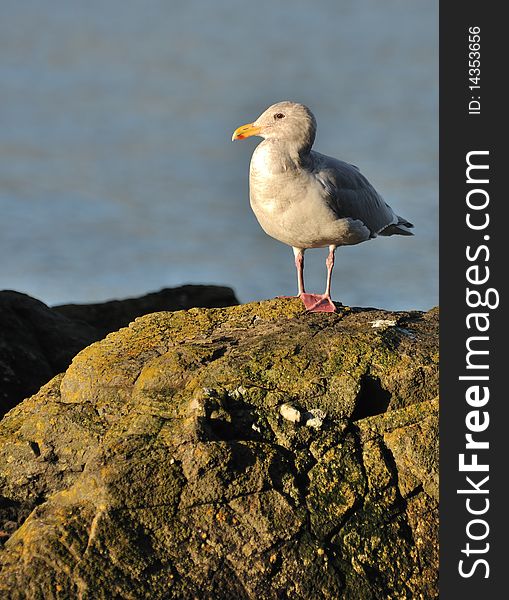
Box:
250, 142, 289, 177
247, 142, 370, 249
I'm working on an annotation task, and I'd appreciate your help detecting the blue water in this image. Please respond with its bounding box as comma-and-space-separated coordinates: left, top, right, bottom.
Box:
0, 0, 438, 311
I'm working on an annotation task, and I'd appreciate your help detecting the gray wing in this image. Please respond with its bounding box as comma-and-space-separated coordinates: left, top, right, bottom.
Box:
310, 151, 398, 236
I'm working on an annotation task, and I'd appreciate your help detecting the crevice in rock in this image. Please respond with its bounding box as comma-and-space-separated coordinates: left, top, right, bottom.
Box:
28, 440, 41, 457
376, 440, 420, 574
208, 345, 230, 362
197, 394, 270, 443
377, 438, 400, 489
406, 483, 425, 501
351, 375, 391, 421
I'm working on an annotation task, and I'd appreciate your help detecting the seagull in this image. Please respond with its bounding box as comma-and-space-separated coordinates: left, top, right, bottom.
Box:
232, 101, 414, 312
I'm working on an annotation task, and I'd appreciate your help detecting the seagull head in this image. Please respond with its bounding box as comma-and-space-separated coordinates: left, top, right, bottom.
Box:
232, 101, 317, 152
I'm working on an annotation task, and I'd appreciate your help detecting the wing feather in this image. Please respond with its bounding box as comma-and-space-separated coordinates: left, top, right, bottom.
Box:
311, 151, 398, 236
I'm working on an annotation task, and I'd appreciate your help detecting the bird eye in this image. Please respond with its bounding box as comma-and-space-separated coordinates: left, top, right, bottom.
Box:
274, 113, 285, 120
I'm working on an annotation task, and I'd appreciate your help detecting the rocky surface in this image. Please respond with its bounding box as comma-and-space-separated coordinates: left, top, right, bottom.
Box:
0, 286, 239, 417
0, 291, 98, 418
54, 284, 239, 339
0, 299, 438, 599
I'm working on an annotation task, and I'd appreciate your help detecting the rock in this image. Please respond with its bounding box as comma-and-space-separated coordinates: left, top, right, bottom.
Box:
53, 284, 239, 339
0, 286, 239, 417
0, 291, 98, 418
279, 403, 302, 423
303, 408, 326, 429
0, 299, 439, 599
369, 318, 398, 329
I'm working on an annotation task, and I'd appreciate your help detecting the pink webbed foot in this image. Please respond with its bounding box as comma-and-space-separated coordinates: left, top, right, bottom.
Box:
299, 293, 337, 313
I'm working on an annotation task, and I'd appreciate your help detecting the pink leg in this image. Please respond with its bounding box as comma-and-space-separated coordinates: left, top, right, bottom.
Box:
279, 248, 306, 299
294, 248, 306, 295
299, 246, 337, 313
325, 246, 335, 297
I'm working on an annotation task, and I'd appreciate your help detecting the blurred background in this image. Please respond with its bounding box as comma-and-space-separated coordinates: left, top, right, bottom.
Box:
0, 0, 437, 311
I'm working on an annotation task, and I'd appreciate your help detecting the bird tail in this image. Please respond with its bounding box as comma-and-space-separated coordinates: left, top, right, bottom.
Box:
378, 216, 414, 235
379, 216, 414, 236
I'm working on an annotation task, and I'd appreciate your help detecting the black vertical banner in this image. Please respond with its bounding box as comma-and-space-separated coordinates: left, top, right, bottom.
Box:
440, 3, 506, 597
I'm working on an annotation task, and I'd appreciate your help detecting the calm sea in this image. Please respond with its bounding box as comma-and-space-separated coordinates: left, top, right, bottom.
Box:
0, 0, 438, 311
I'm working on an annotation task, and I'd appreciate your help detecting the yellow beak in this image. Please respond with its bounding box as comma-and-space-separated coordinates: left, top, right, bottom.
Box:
231, 122, 261, 141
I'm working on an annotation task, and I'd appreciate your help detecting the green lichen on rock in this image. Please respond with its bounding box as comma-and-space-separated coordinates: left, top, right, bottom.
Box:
0, 298, 439, 599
